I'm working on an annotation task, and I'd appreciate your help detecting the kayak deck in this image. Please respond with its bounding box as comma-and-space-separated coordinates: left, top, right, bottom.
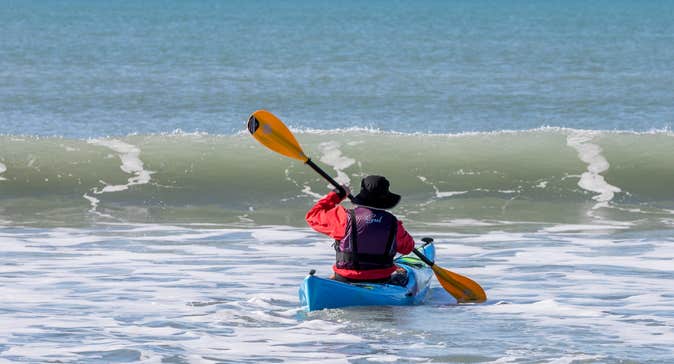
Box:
299, 243, 435, 311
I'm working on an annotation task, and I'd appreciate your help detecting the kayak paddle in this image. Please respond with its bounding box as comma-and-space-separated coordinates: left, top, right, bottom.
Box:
413, 238, 486, 303
247, 110, 353, 200
246, 110, 486, 303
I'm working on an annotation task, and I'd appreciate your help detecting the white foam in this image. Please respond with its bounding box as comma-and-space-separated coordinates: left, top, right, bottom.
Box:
87, 138, 154, 194
542, 223, 631, 233
4, 223, 674, 362
81, 193, 115, 219
301, 185, 324, 199
436, 190, 467, 198
0, 160, 6, 181
417, 176, 467, 199
59, 143, 80, 152
283, 168, 324, 200
546, 355, 605, 364
318, 141, 355, 186
434, 243, 485, 255
84, 139, 154, 213
423, 219, 502, 227
566, 132, 621, 209
282, 141, 354, 201
454, 169, 481, 175
484, 299, 603, 318
251, 227, 312, 242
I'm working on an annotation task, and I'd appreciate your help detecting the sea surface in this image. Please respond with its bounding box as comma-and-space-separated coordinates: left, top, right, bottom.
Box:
1, 1, 674, 363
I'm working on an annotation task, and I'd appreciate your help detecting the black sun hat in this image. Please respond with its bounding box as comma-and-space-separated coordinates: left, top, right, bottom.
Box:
351, 175, 401, 210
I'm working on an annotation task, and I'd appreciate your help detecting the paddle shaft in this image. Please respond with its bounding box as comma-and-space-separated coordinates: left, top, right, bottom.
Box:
305, 159, 355, 200
412, 248, 435, 266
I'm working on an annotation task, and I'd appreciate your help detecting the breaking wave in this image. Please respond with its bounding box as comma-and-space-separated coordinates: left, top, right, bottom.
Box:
1, 129, 673, 228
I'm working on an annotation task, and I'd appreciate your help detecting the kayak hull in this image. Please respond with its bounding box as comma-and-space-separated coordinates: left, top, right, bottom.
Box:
299, 243, 435, 311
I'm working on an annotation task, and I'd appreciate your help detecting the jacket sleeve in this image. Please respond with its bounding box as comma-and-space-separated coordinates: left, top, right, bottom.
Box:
395, 220, 415, 255
305, 191, 348, 240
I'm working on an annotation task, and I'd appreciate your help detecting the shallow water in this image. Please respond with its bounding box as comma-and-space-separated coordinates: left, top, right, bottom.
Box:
1, 222, 673, 363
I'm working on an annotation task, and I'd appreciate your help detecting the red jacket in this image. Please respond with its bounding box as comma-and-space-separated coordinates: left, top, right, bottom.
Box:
305, 191, 415, 280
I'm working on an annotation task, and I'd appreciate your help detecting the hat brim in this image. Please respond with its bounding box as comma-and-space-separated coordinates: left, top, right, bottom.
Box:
351, 192, 401, 210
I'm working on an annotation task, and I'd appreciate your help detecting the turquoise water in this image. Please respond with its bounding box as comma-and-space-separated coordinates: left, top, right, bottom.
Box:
2, 1, 674, 363
2, 0, 673, 136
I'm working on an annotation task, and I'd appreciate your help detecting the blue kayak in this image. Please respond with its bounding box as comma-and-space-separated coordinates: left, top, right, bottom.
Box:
299, 243, 435, 311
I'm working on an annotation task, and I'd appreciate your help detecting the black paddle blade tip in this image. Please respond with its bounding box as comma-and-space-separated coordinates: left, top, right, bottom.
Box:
247, 115, 259, 134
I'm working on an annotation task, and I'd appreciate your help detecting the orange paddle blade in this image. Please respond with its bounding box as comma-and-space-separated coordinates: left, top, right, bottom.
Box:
247, 110, 308, 162
432, 265, 487, 303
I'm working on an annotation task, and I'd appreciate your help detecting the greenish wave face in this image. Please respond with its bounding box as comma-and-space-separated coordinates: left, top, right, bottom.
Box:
1, 130, 673, 230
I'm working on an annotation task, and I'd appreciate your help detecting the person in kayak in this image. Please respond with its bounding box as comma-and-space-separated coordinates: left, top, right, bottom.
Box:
305, 175, 415, 284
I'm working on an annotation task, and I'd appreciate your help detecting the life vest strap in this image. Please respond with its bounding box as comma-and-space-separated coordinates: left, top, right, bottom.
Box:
349, 208, 359, 270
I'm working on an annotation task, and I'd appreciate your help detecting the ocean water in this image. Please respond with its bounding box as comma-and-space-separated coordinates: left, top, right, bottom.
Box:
2, 1, 674, 363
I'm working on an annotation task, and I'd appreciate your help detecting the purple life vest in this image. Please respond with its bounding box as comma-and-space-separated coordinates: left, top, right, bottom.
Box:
335, 206, 398, 271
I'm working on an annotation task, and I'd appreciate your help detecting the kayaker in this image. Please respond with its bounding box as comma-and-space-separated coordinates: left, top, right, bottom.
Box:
305, 175, 415, 284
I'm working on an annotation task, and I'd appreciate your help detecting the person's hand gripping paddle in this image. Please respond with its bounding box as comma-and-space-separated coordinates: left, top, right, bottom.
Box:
247, 110, 486, 303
